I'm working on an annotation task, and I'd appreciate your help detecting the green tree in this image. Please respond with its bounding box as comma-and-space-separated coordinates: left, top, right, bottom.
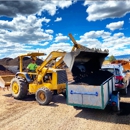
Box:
108, 55, 116, 62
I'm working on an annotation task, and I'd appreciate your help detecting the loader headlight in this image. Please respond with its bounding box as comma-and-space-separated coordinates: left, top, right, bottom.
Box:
44, 75, 49, 80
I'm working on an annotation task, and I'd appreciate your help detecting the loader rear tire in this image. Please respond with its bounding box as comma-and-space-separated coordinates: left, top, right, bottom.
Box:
10, 78, 28, 99
35, 88, 52, 105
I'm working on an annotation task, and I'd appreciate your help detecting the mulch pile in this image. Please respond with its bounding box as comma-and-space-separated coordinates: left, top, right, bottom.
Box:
112, 60, 130, 71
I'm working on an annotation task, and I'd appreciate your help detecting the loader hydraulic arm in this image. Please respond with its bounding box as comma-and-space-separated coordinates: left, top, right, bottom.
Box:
69, 33, 89, 51
37, 51, 66, 73
52, 56, 65, 69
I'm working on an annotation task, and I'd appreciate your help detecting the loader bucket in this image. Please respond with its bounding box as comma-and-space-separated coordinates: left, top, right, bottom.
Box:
0, 75, 15, 88
64, 49, 108, 71
63, 49, 109, 84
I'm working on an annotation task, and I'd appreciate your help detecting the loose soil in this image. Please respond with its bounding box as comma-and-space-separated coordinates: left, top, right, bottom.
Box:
0, 87, 130, 130
0, 69, 130, 130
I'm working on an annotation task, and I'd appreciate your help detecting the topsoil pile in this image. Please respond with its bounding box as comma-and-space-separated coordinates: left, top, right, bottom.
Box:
112, 60, 130, 71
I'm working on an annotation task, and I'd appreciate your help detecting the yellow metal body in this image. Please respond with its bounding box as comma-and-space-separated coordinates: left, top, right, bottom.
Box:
19, 52, 46, 72
0, 75, 14, 89
16, 51, 67, 94
28, 68, 66, 94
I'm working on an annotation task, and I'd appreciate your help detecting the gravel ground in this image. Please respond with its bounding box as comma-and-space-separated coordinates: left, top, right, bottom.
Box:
0, 87, 130, 130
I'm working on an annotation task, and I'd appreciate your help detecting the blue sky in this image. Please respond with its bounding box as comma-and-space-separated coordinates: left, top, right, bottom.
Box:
0, 0, 130, 59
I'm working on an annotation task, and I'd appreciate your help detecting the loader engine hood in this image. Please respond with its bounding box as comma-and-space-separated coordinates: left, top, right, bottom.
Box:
63, 48, 109, 84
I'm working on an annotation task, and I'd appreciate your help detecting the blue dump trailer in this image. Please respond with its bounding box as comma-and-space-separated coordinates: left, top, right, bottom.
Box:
67, 76, 120, 111
63, 48, 120, 112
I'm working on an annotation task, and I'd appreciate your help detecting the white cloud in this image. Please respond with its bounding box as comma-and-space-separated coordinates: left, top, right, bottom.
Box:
78, 38, 102, 49
45, 29, 54, 34
55, 0, 73, 9
0, 15, 54, 58
39, 42, 49, 46
75, 30, 130, 56
83, 1, 130, 21
54, 17, 62, 22
0, 0, 75, 17
0, 0, 77, 58
0, 15, 53, 44
42, 17, 51, 23
1, 29, 130, 58
113, 32, 124, 37
0, 1, 42, 17
106, 21, 124, 31
32, 42, 72, 59
80, 30, 111, 39
55, 33, 69, 42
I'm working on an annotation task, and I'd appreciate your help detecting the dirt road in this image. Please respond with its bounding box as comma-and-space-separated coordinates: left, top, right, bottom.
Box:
0, 88, 130, 130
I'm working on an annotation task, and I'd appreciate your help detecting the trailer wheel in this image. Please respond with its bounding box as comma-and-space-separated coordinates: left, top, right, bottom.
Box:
35, 88, 52, 105
112, 92, 120, 112
62, 90, 66, 98
10, 78, 28, 99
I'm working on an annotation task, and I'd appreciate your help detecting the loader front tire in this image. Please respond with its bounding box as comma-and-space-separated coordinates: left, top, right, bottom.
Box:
10, 78, 28, 99
35, 88, 52, 105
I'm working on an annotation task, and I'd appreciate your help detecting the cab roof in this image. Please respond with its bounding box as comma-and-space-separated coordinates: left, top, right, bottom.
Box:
19, 52, 46, 57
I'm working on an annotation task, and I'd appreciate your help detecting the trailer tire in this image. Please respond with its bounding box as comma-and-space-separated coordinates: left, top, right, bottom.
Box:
112, 92, 120, 112
35, 88, 52, 105
10, 78, 28, 99
62, 91, 66, 98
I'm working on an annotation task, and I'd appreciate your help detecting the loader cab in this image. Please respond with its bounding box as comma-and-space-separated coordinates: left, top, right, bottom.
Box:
16, 52, 46, 81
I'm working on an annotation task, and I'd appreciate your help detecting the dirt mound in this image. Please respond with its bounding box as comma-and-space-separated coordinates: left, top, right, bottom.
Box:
0, 57, 43, 67
0, 70, 14, 75
0, 65, 6, 71
0, 56, 43, 74
111, 60, 130, 71
0, 58, 13, 66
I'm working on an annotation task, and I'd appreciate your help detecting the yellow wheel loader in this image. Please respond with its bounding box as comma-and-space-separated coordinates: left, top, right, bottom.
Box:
10, 51, 68, 105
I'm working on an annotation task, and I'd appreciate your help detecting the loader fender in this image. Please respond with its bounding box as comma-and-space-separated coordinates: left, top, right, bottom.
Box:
15, 72, 33, 83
